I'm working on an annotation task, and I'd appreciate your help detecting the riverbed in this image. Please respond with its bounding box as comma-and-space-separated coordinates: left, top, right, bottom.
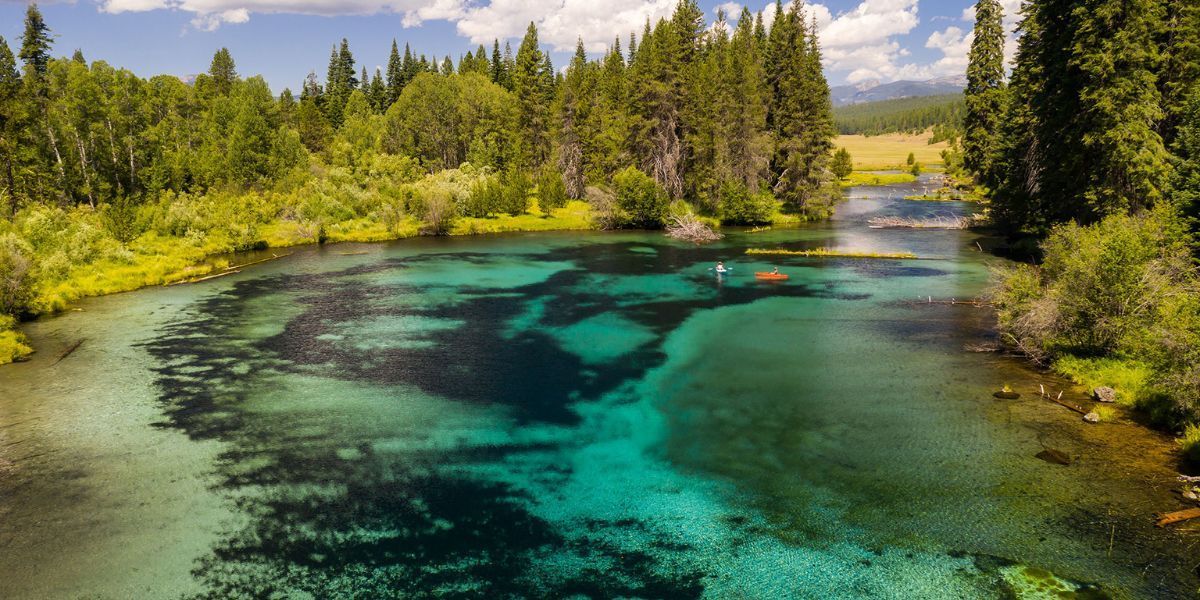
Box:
1, 176, 1195, 598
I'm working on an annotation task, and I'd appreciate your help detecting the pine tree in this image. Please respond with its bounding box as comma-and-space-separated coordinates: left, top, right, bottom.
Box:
402, 43, 419, 85
19, 3, 52, 78
490, 40, 508, 88
0, 35, 20, 210
557, 39, 590, 198
512, 23, 553, 168
209, 48, 237, 95
963, 0, 1005, 177
441, 56, 454, 75
369, 69, 386, 112
728, 7, 770, 191
323, 39, 357, 128
71, 49, 85, 64
386, 39, 403, 106
278, 87, 296, 126
1073, 0, 1170, 218
1160, 0, 1200, 145
768, 4, 836, 214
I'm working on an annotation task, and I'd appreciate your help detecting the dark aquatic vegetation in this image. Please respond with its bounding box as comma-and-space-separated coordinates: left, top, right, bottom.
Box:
1, 186, 1197, 599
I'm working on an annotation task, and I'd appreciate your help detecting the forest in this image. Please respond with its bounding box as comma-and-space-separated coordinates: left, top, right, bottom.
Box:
966, 0, 1200, 447
0, 1, 837, 361
833, 94, 964, 140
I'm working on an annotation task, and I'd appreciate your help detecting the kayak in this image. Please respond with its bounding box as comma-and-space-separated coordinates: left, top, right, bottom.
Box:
755, 272, 789, 281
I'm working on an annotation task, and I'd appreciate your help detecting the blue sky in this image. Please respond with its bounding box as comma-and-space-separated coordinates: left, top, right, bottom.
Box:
0, 1, 1012, 94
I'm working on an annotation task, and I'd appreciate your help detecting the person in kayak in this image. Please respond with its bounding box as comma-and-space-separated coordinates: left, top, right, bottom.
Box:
715, 261, 728, 274
770, 266, 780, 275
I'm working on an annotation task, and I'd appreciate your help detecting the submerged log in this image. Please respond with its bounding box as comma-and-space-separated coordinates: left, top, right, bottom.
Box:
1035, 449, 1072, 465
169, 252, 291, 286
1156, 508, 1200, 528
52, 339, 85, 365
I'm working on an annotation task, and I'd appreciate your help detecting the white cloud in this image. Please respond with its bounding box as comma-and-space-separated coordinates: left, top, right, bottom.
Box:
715, 1, 742, 19
454, 0, 677, 53
99, 0, 467, 30
92, 0, 1003, 86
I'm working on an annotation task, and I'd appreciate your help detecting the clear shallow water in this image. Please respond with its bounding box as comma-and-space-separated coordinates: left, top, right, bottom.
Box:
1, 177, 1197, 598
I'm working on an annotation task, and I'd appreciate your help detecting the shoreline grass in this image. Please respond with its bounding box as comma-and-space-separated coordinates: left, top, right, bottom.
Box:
746, 247, 919, 259
839, 172, 918, 187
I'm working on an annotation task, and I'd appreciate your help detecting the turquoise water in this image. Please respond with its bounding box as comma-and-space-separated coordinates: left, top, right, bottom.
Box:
1, 177, 1196, 598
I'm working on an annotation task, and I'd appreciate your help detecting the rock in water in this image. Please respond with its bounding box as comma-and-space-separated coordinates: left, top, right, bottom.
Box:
1093, 386, 1117, 403
1035, 449, 1072, 465
993, 391, 1020, 399
1083, 412, 1101, 424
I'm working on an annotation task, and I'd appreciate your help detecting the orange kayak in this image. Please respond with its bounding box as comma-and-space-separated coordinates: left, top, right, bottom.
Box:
755, 272, 789, 281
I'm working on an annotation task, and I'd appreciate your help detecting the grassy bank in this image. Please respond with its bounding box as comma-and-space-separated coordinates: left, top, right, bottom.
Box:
839, 172, 918, 187
746, 247, 919, 259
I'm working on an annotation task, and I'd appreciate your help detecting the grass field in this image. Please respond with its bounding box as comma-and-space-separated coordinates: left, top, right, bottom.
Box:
833, 132, 950, 170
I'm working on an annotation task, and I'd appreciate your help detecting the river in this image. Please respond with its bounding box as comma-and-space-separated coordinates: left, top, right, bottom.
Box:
1, 176, 1195, 598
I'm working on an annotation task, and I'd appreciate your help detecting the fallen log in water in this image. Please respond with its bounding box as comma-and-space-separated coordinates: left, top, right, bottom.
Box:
1040, 388, 1088, 415
169, 252, 290, 286
52, 339, 85, 365
1156, 508, 1200, 527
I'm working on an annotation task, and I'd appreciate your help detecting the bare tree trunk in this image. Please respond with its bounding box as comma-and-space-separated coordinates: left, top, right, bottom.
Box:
73, 130, 95, 207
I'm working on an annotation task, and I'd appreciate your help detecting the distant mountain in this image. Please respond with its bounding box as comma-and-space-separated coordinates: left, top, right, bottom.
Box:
830, 76, 966, 107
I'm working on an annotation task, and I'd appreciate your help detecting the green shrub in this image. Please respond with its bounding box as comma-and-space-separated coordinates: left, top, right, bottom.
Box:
832, 148, 853, 179
1180, 424, 1200, 465
101, 196, 146, 243
992, 206, 1200, 427
465, 175, 503, 218
718, 182, 775, 225
0, 233, 36, 316
613, 167, 669, 229
535, 168, 568, 212
497, 170, 531, 216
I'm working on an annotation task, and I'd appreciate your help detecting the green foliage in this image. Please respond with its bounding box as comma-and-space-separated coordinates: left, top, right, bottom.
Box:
991, 208, 1200, 426
613, 166, 669, 228
963, 0, 1006, 175
0, 230, 35, 315
383, 73, 516, 171
534, 168, 567, 212
834, 94, 965, 136
1180, 424, 1200, 465
909, 161, 921, 177
718, 181, 775, 225
906, 152, 915, 166
831, 148, 853, 179
987, 0, 1174, 233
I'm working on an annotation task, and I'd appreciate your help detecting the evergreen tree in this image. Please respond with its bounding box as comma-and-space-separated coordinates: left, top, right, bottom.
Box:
490, 40, 508, 88
278, 87, 296, 126
19, 3, 52, 78
832, 147, 853, 179
768, 4, 836, 213
402, 43, 419, 86
441, 56, 454, 75
386, 39, 403, 106
1172, 85, 1200, 229
209, 47, 237, 96
71, 49, 85, 64
369, 69, 386, 112
556, 39, 590, 198
323, 39, 357, 127
1160, 0, 1200, 144
0, 36, 20, 211
1071, 0, 1169, 216
963, 0, 1005, 177
512, 23, 554, 168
